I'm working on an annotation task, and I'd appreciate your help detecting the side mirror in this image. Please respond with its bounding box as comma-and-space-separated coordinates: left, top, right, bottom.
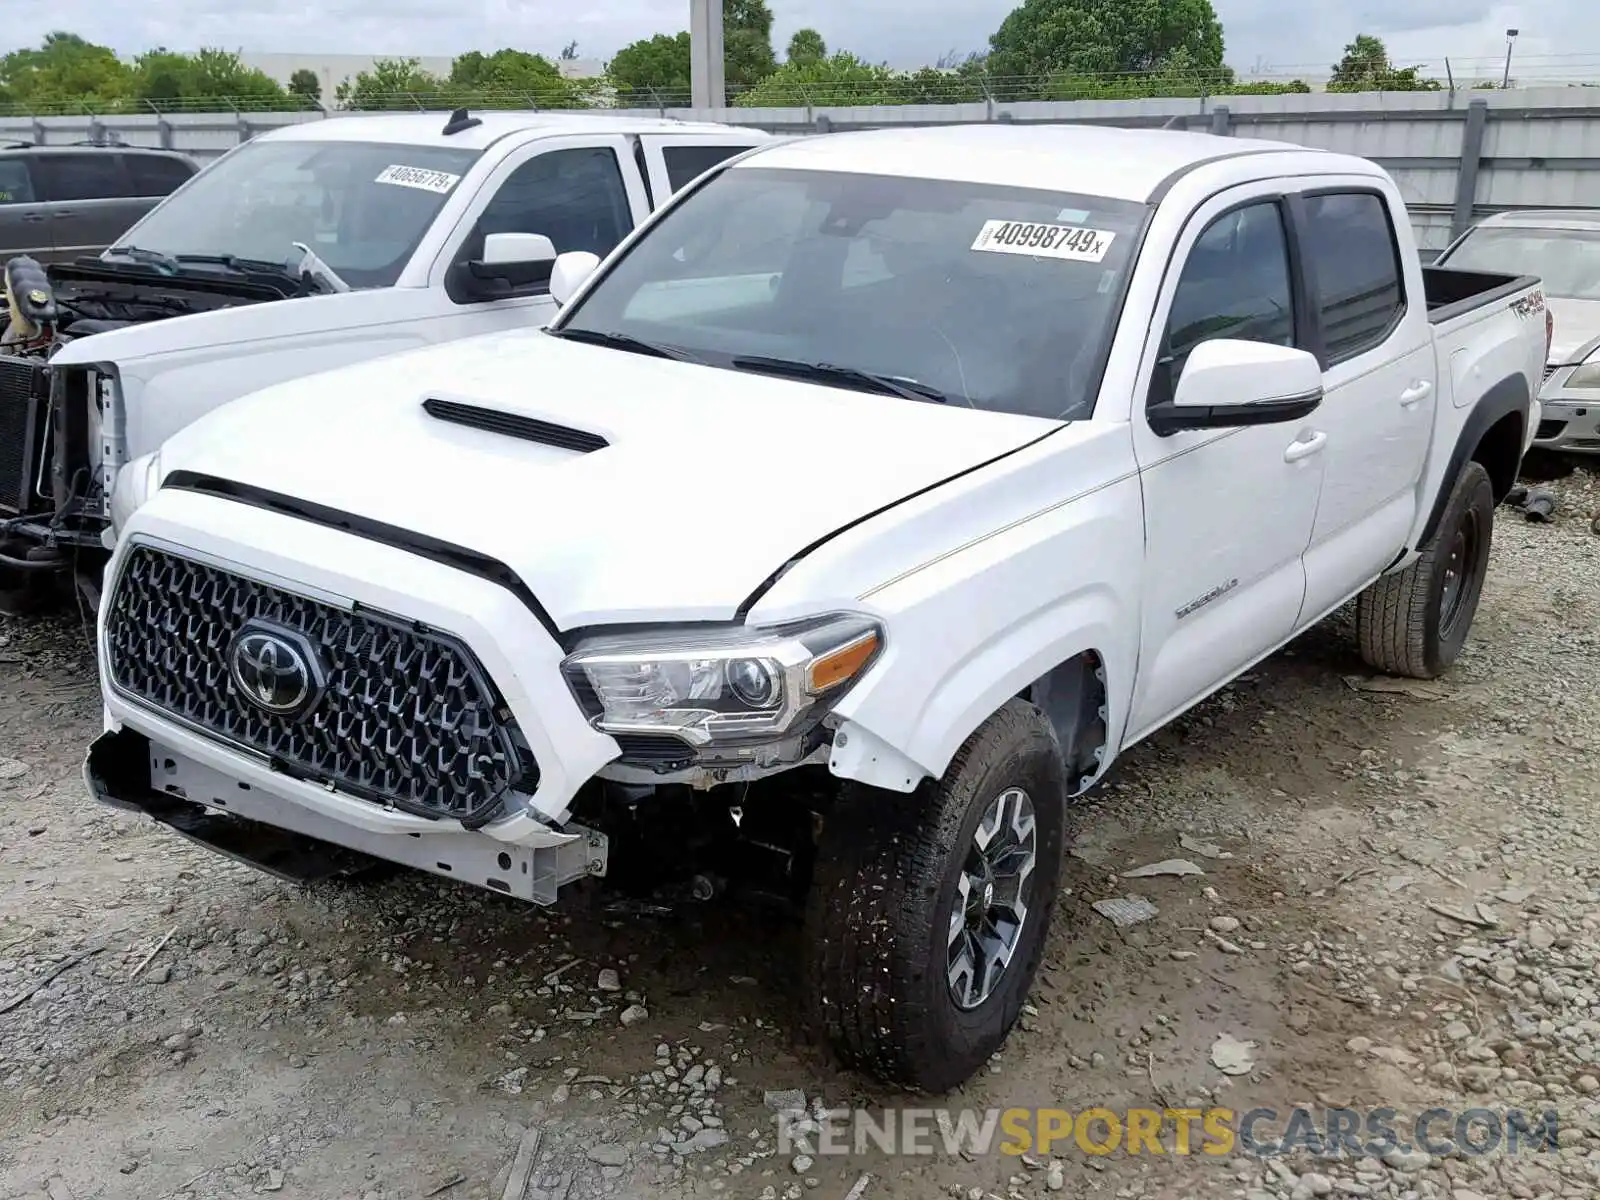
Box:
463, 232, 557, 298
550, 251, 601, 307
1148, 338, 1324, 437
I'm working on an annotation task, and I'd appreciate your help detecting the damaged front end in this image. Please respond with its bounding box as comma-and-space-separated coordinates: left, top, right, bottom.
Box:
0, 258, 288, 611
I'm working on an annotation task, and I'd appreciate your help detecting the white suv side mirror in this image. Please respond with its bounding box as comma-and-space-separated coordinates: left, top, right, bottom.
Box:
481, 231, 556, 268
1150, 338, 1324, 436
550, 251, 601, 306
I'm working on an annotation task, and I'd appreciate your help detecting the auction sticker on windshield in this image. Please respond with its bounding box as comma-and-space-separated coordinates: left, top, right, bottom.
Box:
971, 219, 1115, 263
374, 165, 462, 194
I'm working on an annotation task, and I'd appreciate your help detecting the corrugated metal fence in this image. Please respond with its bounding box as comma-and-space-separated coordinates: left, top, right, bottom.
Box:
4, 87, 1598, 251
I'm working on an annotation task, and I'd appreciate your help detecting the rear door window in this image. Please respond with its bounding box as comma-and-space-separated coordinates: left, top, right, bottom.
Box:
31, 153, 131, 201
125, 154, 195, 197
1299, 191, 1406, 364
662, 144, 757, 192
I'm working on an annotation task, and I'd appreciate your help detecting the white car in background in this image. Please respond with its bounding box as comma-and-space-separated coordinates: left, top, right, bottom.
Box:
0, 109, 768, 607
1433, 209, 1600, 454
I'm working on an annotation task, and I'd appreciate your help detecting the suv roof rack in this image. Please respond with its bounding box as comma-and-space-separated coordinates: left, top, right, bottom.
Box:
441, 107, 483, 136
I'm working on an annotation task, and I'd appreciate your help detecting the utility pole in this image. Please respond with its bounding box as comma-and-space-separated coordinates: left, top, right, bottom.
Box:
690, 0, 726, 109
1501, 28, 1519, 89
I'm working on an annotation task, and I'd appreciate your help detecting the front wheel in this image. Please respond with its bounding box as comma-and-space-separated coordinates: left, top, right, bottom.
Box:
804, 699, 1066, 1093
1356, 460, 1495, 679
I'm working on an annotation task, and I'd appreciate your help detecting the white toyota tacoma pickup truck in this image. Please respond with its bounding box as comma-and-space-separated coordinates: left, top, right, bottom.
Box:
0, 109, 765, 608
89, 125, 1548, 1093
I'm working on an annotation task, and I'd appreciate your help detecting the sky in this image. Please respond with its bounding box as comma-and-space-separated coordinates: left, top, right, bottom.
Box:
2, 0, 1590, 86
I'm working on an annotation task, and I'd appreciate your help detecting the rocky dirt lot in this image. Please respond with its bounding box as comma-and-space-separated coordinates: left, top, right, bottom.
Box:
3, 466, 1599, 1200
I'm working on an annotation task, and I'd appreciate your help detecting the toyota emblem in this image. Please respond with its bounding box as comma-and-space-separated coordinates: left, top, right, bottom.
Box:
228, 624, 324, 716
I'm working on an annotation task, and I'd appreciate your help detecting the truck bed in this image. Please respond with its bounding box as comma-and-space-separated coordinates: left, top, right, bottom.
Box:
1423, 265, 1541, 326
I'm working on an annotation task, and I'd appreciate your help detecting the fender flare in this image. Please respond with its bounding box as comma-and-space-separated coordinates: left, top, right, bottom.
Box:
1415, 372, 1528, 548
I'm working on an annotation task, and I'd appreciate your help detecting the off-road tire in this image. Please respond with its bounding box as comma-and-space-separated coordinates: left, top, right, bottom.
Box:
804, 699, 1066, 1093
1356, 460, 1495, 679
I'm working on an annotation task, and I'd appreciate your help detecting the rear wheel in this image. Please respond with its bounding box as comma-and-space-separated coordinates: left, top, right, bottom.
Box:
804, 699, 1066, 1093
1356, 461, 1495, 679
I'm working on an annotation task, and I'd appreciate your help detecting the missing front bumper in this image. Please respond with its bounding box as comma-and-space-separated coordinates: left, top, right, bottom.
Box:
85, 728, 608, 904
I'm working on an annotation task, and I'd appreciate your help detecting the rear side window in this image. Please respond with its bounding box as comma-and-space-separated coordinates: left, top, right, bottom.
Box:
662, 144, 756, 192
1301, 191, 1405, 364
0, 159, 36, 204
125, 154, 195, 197
30, 153, 130, 202
477, 146, 633, 259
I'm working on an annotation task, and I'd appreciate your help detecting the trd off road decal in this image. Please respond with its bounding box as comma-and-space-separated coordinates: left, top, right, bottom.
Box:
1510, 290, 1546, 320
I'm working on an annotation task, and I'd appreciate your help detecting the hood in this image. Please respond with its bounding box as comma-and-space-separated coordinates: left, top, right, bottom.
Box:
159, 329, 1059, 628
1547, 297, 1600, 365
49, 287, 356, 368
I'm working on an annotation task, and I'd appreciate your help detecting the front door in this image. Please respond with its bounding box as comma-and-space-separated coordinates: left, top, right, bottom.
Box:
1125, 188, 1327, 741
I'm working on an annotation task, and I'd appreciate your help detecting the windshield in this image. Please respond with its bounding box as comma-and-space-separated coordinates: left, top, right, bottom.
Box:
556, 167, 1148, 420
115, 139, 483, 289
1439, 226, 1600, 301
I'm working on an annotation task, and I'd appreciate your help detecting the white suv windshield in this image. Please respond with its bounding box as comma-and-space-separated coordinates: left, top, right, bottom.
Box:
1440, 226, 1600, 301
116, 139, 483, 289
556, 167, 1148, 421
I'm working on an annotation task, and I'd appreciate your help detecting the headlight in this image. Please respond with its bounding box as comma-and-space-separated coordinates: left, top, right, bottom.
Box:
108, 450, 162, 536
561, 612, 883, 748
1566, 360, 1600, 390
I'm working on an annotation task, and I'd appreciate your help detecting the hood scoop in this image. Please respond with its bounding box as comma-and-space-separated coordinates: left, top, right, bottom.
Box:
422, 398, 608, 454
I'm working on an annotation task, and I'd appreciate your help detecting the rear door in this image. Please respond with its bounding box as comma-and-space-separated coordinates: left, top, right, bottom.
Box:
1290, 183, 1437, 623
0, 156, 51, 259
29, 152, 144, 259
637, 134, 763, 204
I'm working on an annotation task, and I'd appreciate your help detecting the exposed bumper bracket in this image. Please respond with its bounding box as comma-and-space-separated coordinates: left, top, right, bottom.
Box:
86, 728, 608, 904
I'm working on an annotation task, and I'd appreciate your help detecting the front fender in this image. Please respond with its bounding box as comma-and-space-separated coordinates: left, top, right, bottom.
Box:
823, 472, 1145, 792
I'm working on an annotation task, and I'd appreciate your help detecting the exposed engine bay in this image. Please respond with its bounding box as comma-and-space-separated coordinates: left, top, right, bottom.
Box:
0, 254, 287, 610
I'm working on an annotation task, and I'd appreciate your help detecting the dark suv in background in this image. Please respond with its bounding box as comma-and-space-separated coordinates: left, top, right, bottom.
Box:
0, 143, 200, 263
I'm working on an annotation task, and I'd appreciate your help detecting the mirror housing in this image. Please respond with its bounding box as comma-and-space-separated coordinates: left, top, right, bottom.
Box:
550, 251, 601, 307
458, 231, 557, 301
1148, 338, 1324, 437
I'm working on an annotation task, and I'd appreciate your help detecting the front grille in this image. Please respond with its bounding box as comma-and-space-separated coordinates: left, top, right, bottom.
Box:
104, 545, 535, 823
0, 356, 48, 515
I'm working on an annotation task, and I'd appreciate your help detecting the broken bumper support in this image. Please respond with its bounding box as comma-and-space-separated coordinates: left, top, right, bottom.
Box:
84, 728, 608, 904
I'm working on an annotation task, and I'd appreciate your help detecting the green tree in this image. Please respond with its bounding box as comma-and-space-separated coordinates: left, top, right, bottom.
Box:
607, 32, 691, 100
560, 41, 580, 61
724, 0, 778, 88
734, 52, 899, 106
786, 29, 827, 67
447, 48, 589, 106
133, 48, 288, 108
288, 68, 321, 101
986, 0, 1226, 95
335, 57, 446, 109
0, 31, 135, 111
1328, 34, 1440, 91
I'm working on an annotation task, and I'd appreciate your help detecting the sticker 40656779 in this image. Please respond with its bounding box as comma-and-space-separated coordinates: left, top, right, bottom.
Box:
970, 219, 1116, 263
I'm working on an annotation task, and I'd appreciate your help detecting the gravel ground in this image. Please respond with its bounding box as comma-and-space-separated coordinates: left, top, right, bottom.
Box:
2, 465, 1598, 1200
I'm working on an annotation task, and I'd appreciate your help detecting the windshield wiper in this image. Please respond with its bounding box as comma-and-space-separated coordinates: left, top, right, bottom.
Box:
546, 327, 704, 363
172, 252, 344, 295
104, 244, 180, 272
729, 355, 949, 404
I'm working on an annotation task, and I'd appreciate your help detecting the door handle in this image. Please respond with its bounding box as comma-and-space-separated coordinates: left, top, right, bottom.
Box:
1399, 380, 1432, 407
22, 212, 46, 223
1284, 430, 1327, 462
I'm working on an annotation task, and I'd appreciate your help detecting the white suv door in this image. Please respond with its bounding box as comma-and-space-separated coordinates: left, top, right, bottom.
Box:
1125, 186, 1328, 739
1290, 183, 1437, 622
637, 134, 765, 201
